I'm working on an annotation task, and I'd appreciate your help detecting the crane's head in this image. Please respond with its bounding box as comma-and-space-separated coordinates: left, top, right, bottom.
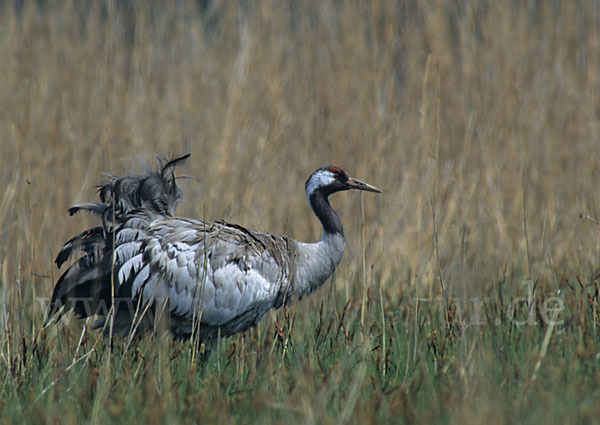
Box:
305, 166, 382, 199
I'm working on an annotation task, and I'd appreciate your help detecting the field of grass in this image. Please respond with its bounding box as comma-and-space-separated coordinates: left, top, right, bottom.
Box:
1, 0, 600, 423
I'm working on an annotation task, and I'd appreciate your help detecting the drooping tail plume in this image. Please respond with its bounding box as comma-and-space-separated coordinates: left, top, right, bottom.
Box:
46, 154, 190, 325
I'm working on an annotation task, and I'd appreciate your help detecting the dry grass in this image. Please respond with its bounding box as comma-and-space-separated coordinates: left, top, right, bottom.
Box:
1, 1, 600, 424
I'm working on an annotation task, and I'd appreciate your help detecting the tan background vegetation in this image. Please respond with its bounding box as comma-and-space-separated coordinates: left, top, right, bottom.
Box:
2, 1, 599, 303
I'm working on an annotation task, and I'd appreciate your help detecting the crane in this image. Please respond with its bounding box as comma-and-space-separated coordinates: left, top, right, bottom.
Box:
47, 154, 381, 347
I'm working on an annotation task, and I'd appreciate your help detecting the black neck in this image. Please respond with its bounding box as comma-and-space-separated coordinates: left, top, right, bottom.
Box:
309, 190, 344, 236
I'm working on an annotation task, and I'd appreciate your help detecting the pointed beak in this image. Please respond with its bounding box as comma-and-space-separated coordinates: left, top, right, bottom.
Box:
346, 177, 382, 193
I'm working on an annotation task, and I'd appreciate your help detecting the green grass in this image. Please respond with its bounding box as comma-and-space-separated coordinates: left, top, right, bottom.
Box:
2, 0, 600, 423
3, 272, 600, 424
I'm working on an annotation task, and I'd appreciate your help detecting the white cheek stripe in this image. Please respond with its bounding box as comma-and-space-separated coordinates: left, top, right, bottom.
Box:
305, 171, 336, 201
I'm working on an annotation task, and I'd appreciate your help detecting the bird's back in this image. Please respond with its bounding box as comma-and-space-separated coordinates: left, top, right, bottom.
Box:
109, 216, 299, 338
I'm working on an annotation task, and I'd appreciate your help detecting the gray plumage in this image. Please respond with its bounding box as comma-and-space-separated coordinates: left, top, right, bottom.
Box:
47, 157, 381, 346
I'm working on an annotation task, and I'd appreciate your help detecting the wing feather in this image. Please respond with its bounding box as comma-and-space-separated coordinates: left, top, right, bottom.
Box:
110, 218, 297, 336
